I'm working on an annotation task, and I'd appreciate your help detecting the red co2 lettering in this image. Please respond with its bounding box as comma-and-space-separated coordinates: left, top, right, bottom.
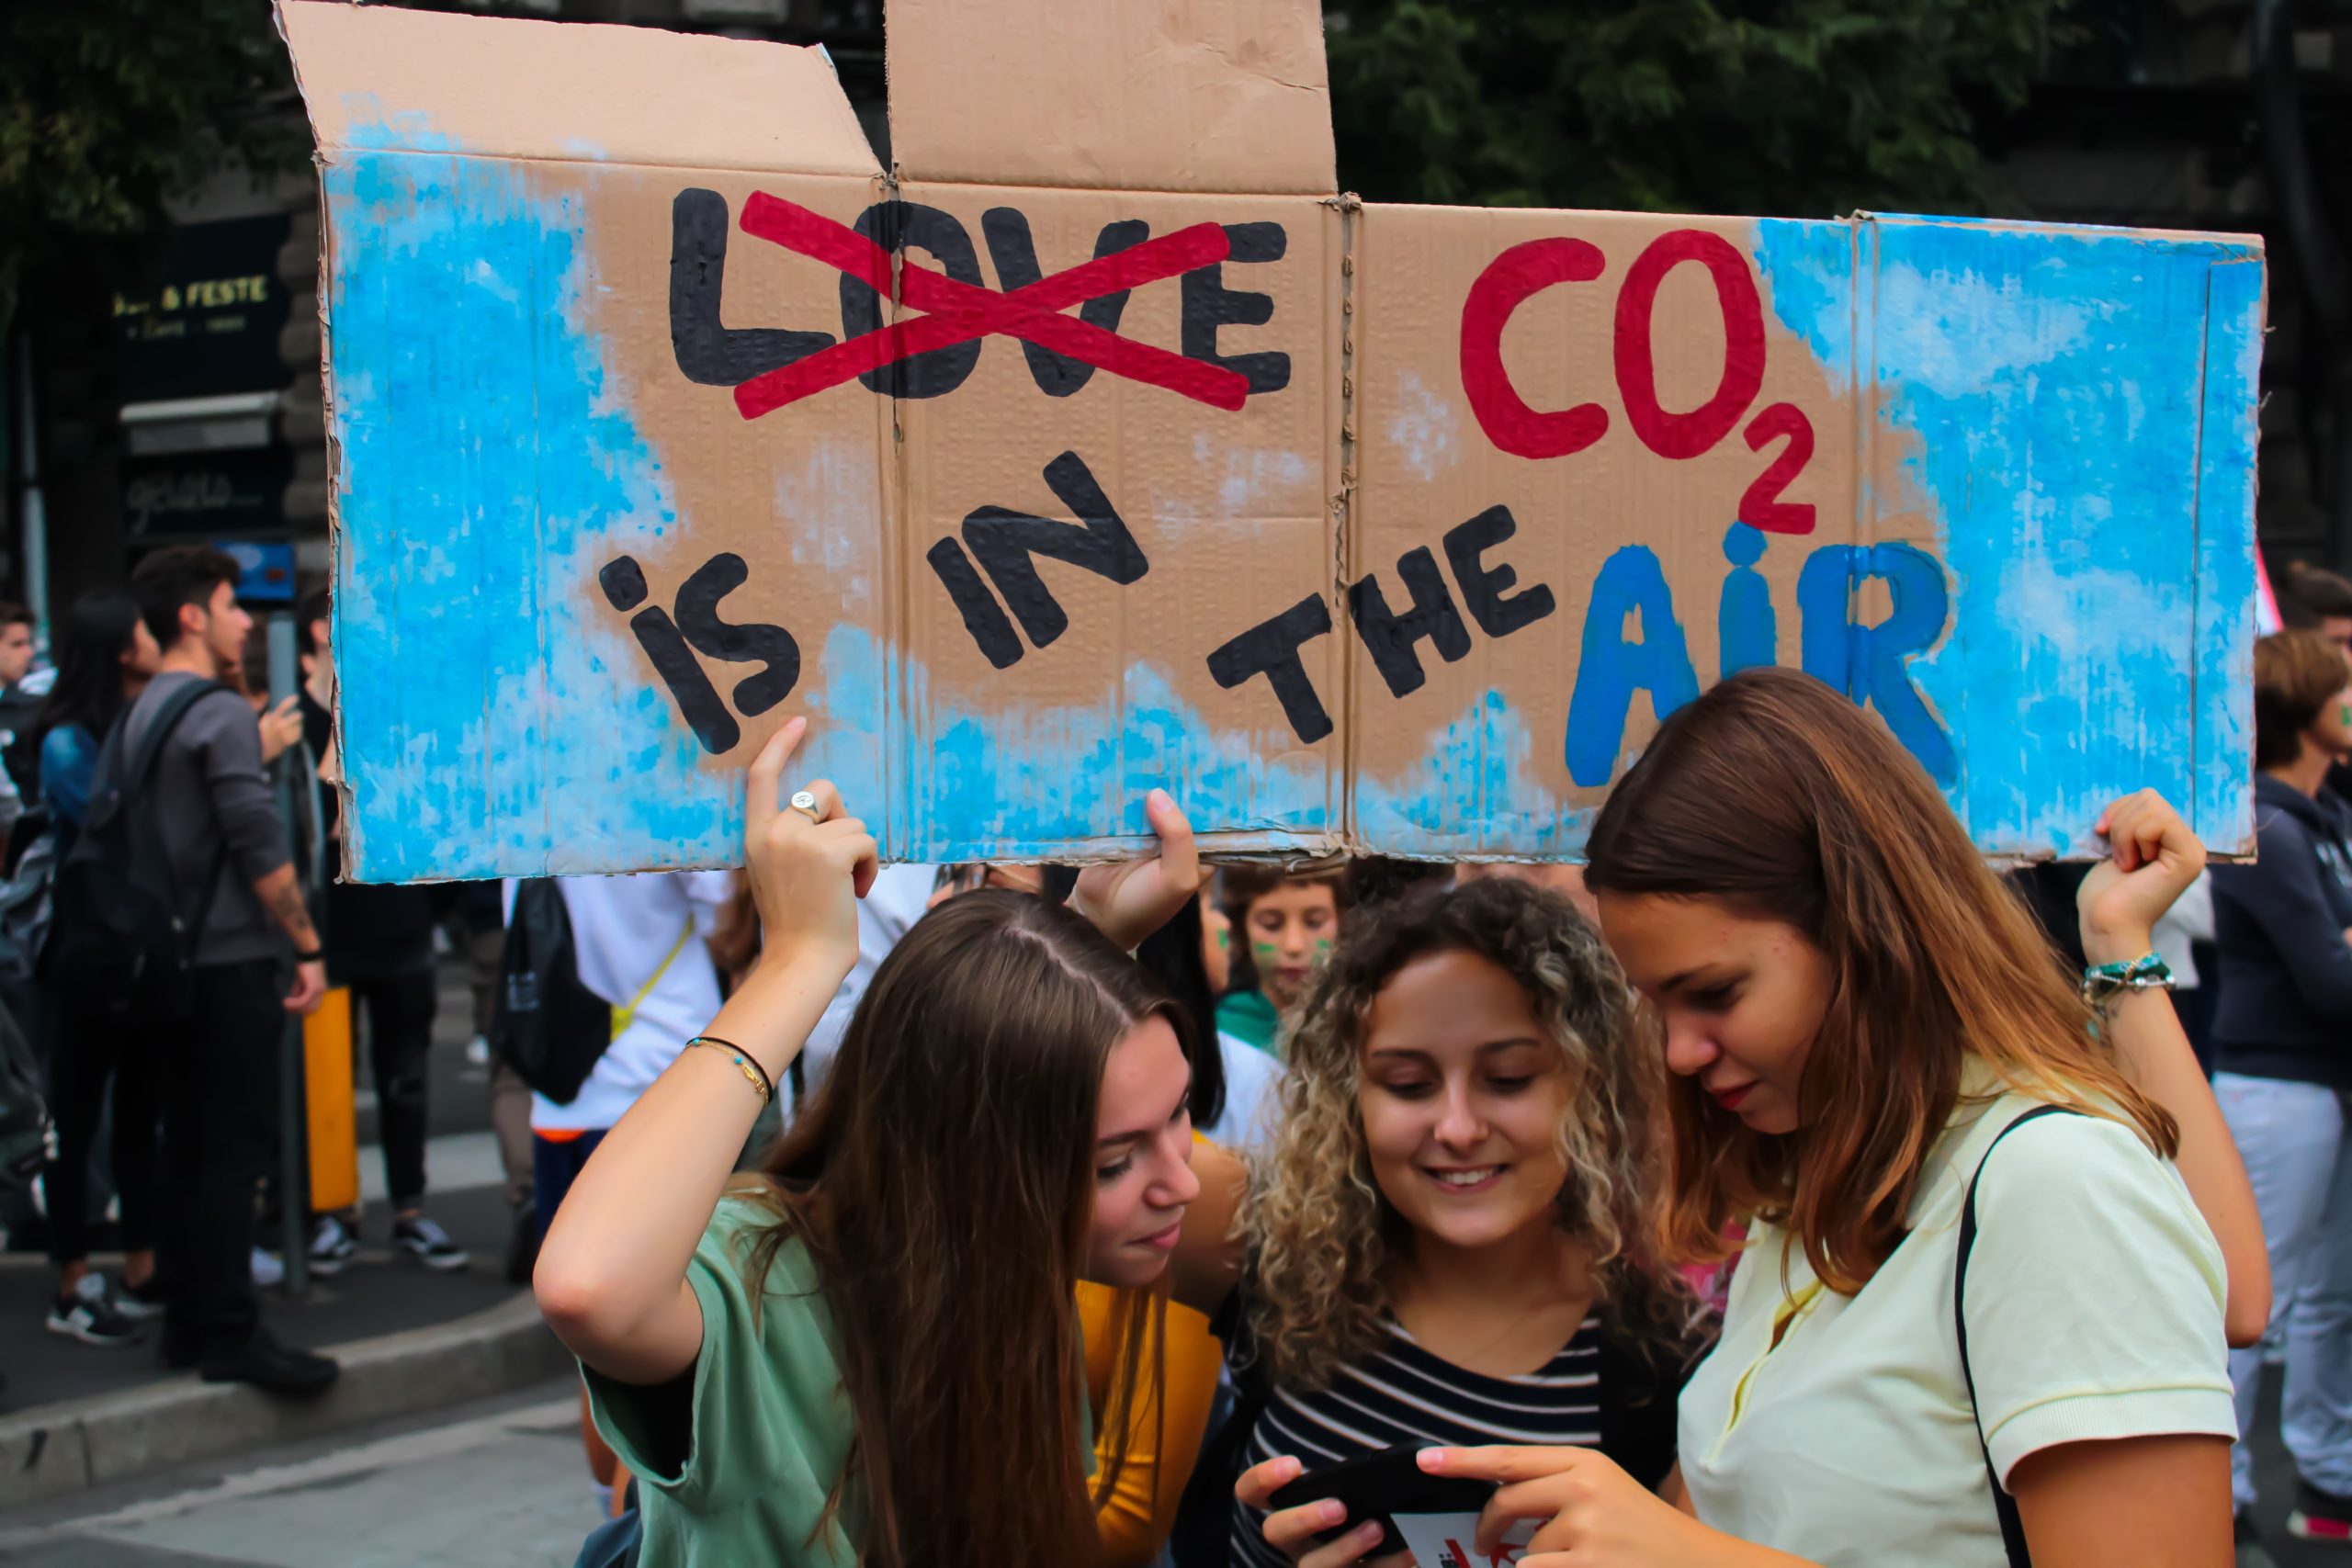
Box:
1458, 228, 1816, 535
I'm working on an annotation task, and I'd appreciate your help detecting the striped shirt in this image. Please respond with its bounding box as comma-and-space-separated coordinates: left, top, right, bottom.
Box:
1230, 1316, 1603, 1567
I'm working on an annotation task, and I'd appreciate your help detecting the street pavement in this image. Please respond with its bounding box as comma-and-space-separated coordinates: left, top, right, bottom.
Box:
0, 1379, 592, 1567
4, 957, 525, 1415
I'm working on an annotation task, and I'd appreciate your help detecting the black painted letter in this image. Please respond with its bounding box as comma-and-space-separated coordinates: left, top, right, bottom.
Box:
1347, 547, 1472, 699
982, 210, 1151, 398
670, 189, 836, 387
674, 552, 800, 715
926, 537, 1025, 671
1181, 222, 1290, 396
601, 556, 740, 755
960, 450, 1148, 649
843, 201, 985, 399
1443, 505, 1558, 640
1207, 592, 1336, 744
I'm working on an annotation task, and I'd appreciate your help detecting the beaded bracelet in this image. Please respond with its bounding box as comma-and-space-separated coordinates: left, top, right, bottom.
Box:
2081, 953, 2175, 1010
684, 1035, 775, 1106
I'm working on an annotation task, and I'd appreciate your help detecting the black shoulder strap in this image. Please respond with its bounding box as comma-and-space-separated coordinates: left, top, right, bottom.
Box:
121, 679, 231, 798
1955, 1103, 2078, 1568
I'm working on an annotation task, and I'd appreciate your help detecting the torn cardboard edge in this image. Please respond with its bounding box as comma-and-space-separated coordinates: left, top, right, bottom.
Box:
281, 0, 2264, 877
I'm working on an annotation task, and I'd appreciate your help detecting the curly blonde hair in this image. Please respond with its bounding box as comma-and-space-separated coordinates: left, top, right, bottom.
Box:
1242, 876, 1682, 1390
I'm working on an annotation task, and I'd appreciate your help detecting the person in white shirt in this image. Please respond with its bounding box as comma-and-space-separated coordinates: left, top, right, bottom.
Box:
520, 871, 734, 1229
1250, 671, 2268, 1568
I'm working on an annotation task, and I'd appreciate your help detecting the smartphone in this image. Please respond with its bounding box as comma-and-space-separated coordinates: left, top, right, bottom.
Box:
1267, 1445, 1500, 1558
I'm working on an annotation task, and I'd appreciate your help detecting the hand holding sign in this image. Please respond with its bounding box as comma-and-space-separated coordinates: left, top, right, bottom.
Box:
744, 717, 879, 981
1069, 789, 1210, 953
2077, 790, 2208, 967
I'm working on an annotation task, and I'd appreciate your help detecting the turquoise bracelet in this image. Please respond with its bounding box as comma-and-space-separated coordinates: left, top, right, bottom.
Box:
2082, 953, 2174, 1007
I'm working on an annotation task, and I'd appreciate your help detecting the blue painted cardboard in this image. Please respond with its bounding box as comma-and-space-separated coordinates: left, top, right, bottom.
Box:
282, 2, 2261, 878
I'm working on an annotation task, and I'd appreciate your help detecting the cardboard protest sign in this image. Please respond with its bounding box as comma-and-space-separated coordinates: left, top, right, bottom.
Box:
280, 0, 2263, 881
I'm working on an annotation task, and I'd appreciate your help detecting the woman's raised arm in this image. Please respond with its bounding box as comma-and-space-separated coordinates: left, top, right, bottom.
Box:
534, 717, 877, 1385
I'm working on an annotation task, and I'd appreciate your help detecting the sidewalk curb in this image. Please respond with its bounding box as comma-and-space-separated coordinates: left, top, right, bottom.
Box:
0, 1292, 573, 1514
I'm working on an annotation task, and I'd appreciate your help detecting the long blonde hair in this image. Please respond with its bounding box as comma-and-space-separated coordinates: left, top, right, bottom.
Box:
1242, 877, 1682, 1389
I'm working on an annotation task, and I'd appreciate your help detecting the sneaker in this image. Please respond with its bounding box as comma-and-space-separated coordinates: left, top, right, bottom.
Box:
252, 1247, 286, 1289
309, 1214, 358, 1277
2290, 1480, 2352, 1543
504, 1203, 540, 1286
393, 1214, 470, 1272
114, 1274, 167, 1320
46, 1275, 141, 1348
198, 1327, 339, 1396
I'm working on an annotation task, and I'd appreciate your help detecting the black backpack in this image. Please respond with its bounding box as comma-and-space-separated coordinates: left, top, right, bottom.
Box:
0, 994, 50, 1193
45, 681, 232, 1027
493, 878, 616, 1105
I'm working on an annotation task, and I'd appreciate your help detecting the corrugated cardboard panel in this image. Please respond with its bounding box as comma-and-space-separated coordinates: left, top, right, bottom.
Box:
321, 147, 892, 878
888, 183, 1344, 861
1843, 215, 2265, 858
883, 0, 1335, 196
1349, 205, 2263, 860
291, 3, 2263, 877
1348, 205, 1860, 858
280, 0, 878, 175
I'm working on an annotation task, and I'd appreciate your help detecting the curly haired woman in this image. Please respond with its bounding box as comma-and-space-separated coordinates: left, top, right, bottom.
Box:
1214, 875, 1706, 1567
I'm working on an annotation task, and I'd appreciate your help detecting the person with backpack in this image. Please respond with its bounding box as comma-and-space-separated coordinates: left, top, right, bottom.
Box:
496, 863, 730, 1516
81, 546, 334, 1393
1260, 671, 2265, 1568
28, 588, 163, 1346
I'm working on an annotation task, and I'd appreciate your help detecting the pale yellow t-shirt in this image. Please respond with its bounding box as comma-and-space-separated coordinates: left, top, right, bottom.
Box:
1679, 1085, 2235, 1567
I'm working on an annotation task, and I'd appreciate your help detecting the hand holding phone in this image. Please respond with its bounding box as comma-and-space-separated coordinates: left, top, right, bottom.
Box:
1239, 1445, 1501, 1563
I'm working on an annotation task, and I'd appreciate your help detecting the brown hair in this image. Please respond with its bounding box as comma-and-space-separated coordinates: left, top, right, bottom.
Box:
740, 891, 1183, 1568
1584, 668, 2178, 1294
1246, 876, 1686, 1387
2255, 629, 2349, 771
2284, 560, 2352, 624
1218, 866, 1351, 995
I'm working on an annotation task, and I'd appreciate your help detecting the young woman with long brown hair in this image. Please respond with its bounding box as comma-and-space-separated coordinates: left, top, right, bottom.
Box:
533, 718, 1242, 1567
1226, 876, 1702, 1567
1395, 669, 2268, 1568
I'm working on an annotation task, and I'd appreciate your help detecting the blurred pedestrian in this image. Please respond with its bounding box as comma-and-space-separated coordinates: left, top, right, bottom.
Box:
122, 546, 335, 1394
30, 589, 164, 1347
1214, 868, 1347, 1056
2209, 629, 2352, 1545
0, 600, 48, 801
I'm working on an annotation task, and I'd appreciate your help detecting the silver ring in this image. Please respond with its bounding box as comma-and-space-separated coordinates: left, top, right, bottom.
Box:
787, 790, 821, 821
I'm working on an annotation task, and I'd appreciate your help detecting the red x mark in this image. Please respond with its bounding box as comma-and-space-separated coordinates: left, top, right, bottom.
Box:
729, 192, 1250, 419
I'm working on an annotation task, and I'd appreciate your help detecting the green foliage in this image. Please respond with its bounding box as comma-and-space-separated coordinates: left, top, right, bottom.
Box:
0, 0, 300, 321
1326, 0, 2071, 217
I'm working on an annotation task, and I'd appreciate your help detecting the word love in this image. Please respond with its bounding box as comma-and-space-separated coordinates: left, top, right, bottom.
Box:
670, 189, 1292, 413
1464, 229, 1816, 535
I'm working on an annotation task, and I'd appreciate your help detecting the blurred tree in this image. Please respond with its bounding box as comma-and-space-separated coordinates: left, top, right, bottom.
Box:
1325, 0, 2073, 216
0, 0, 299, 325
